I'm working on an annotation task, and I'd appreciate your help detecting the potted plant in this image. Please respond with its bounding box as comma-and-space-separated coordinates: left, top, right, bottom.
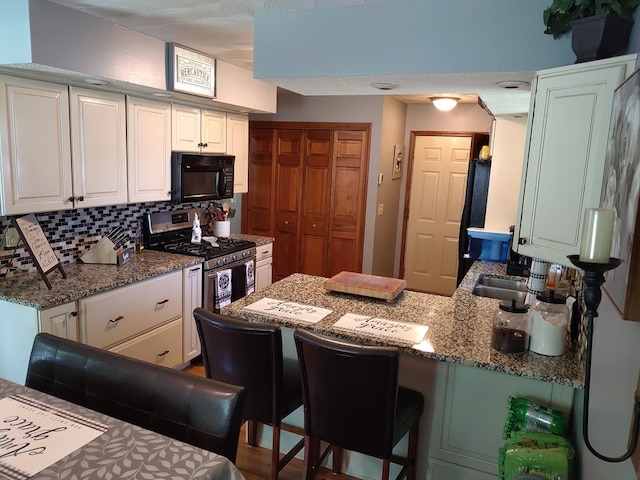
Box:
543, 0, 640, 62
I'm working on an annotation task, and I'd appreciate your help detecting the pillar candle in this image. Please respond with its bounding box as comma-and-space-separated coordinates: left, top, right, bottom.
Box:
579, 208, 614, 263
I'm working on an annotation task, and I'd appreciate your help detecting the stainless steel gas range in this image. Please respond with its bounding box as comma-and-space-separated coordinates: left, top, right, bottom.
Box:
144, 208, 256, 312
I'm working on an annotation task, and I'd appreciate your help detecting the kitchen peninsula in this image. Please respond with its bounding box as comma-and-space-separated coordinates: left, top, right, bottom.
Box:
222, 261, 581, 480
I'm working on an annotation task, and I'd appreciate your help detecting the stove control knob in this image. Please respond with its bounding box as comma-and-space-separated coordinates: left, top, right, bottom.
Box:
216, 259, 222, 267
232, 254, 238, 262
222, 258, 227, 265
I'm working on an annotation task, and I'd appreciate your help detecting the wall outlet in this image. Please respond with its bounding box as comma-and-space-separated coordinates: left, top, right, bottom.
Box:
4, 227, 19, 248
377, 204, 384, 216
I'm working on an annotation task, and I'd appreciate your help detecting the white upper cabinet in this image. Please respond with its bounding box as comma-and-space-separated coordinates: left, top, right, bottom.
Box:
226, 112, 249, 193
0, 75, 72, 215
172, 104, 226, 153
70, 87, 127, 208
514, 54, 637, 266
127, 96, 172, 203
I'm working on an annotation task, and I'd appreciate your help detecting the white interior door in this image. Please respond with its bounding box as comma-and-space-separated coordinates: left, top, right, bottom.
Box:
404, 135, 471, 295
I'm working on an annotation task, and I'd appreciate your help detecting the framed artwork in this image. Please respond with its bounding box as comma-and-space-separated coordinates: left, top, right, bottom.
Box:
167, 43, 216, 98
392, 144, 404, 180
600, 66, 640, 321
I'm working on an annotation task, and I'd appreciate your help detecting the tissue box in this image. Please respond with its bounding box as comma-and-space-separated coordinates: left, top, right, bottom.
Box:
467, 228, 512, 263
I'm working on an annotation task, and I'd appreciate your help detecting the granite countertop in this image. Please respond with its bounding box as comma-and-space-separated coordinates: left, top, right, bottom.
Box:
230, 233, 274, 246
221, 262, 583, 388
0, 250, 202, 309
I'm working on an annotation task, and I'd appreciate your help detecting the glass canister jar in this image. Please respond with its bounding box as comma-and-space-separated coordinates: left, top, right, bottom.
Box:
491, 299, 531, 354
529, 290, 570, 356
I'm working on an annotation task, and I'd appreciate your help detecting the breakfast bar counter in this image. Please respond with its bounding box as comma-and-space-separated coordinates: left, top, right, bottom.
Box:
222, 261, 582, 388
222, 263, 581, 480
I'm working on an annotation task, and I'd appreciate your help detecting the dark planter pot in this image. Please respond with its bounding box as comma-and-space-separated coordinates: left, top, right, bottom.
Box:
570, 13, 634, 63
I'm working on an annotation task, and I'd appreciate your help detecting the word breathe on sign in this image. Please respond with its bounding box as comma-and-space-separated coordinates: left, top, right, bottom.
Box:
0, 395, 107, 480
244, 298, 333, 324
333, 313, 429, 344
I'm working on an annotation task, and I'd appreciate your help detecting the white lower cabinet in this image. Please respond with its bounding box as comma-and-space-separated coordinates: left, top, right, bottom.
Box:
0, 268, 193, 384
39, 302, 79, 341
79, 271, 182, 349
182, 264, 203, 362
427, 362, 574, 480
109, 318, 183, 368
255, 242, 273, 292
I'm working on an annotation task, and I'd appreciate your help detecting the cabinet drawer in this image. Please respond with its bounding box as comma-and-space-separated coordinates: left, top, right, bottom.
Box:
109, 318, 182, 368
81, 271, 182, 348
256, 242, 273, 260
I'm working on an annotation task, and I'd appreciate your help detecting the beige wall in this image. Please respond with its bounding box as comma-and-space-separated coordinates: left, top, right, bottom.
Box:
484, 116, 528, 232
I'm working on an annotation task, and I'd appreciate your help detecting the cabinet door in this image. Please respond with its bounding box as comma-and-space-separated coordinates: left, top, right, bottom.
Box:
515, 56, 635, 266
172, 104, 201, 152
70, 87, 127, 208
39, 302, 79, 341
182, 264, 203, 362
201, 109, 226, 153
300, 130, 332, 276
255, 243, 273, 292
273, 129, 303, 281
428, 363, 574, 477
127, 96, 172, 203
0, 76, 72, 215
327, 130, 368, 276
245, 127, 276, 236
227, 113, 249, 193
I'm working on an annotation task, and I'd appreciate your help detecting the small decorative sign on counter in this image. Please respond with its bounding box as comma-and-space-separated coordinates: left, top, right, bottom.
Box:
244, 298, 332, 324
0, 395, 108, 480
333, 313, 428, 344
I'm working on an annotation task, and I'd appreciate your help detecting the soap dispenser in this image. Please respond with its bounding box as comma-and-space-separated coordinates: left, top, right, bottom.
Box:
191, 213, 202, 244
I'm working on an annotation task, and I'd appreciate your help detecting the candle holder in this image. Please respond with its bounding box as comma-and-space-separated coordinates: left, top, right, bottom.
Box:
567, 255, 640, 462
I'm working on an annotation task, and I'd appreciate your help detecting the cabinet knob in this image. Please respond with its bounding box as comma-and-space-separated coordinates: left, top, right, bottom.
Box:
518, 237, 527, 245
76, 196, 84, 202
109, 315, 124, 323
68, 196, 75, 202
312, 223, 316, 228
284, 220, 289, 225
71, 311, 78, 317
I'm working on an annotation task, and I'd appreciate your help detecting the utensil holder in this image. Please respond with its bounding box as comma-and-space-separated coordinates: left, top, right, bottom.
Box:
213, 221, 230, 238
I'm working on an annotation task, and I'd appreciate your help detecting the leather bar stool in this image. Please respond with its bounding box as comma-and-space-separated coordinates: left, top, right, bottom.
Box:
193, 308, 304, 480
293, 328, 424, 480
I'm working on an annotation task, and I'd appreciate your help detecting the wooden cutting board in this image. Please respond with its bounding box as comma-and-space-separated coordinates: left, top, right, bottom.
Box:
324, 271, 406, 302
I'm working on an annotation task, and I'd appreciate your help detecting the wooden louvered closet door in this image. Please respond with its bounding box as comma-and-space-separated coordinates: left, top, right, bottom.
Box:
244, 122, 369, 281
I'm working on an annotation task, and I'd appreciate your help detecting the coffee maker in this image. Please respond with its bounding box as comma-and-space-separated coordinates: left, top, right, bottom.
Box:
506, 225, 531, 277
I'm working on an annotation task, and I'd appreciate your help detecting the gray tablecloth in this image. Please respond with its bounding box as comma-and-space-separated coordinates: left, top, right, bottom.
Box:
0, 378, 245, 480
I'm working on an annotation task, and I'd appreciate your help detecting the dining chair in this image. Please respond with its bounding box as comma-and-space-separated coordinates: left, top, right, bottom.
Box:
26, 332, 246, 463
193, 308, 304, 480
293, 328, 425, 480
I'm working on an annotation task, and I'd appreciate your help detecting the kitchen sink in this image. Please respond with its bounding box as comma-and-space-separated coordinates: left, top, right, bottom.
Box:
472, 275, 527, 302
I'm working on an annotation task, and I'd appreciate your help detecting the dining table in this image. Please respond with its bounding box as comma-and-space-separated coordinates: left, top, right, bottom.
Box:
0, 377, 245, 480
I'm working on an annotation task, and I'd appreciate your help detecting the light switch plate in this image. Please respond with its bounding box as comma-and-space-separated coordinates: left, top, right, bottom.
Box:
377, 204, 384, 216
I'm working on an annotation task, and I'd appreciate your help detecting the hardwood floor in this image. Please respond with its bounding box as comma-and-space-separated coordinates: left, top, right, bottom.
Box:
184, 362, 360, 480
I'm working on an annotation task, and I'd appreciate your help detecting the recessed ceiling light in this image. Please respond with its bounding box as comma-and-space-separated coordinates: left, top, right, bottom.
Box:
371, 82, 396, 91
84, 78, 109, 86
496, 80, 529, 89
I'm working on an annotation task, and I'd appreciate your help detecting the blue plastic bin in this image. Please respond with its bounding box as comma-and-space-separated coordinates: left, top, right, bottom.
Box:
467, 228, 512, 263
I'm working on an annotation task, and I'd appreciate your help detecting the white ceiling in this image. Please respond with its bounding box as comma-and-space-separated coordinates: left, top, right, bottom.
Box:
47, 0, 533, 115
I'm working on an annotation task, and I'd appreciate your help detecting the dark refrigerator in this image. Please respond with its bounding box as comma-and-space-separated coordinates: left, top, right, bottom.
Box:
457, 159, 491, 285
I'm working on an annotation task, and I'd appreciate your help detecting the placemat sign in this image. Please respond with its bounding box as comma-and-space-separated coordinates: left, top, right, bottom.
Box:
12, 214, 66, 289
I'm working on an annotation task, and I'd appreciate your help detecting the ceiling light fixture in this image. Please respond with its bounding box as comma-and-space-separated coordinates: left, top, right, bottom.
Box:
430, 97, 459, 112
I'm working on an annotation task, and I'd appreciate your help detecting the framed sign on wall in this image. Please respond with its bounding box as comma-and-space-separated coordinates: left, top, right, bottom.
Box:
600, 66, 640, 321
167, 43, 216, 98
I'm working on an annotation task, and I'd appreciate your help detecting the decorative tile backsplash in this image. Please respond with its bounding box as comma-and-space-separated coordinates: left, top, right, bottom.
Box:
0, 200, 217, 275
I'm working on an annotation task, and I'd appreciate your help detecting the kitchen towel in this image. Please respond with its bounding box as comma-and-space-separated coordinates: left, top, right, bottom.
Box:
245, 260, 255, 296
214, 269, 232, 309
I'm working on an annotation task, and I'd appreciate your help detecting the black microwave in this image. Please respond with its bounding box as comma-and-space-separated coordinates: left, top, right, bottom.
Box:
171, 152, 234, 204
